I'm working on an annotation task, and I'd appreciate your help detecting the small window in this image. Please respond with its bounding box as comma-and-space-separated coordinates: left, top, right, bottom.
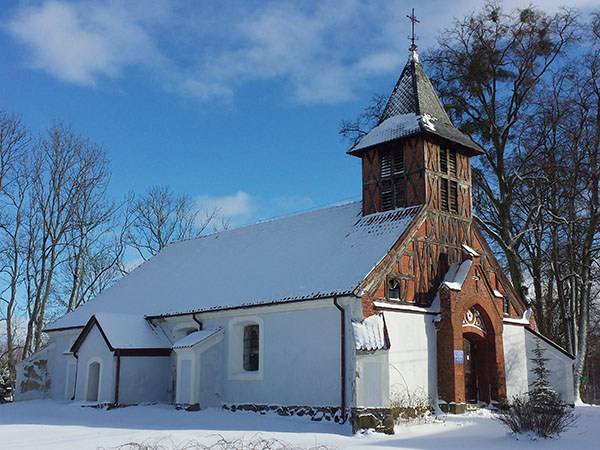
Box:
243, 325, 259, 372
380, 152, 392, 178
387, 278, 400, 300
380, 180, 393, 211
394, 178, 406, 207
448, 150, 457, 176
503, 298, 510, 315
449, 181, 458, 212
440, 148, 448, 173
379, 149, 405, 211
440, 148, 457, 176
440, 178, 458, 213
392, 151, 404, 175
440, 178, 449, 211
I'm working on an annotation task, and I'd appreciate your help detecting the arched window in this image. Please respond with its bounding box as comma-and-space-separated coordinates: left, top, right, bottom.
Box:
243, 325, 259, 372
387, 278, 400, 300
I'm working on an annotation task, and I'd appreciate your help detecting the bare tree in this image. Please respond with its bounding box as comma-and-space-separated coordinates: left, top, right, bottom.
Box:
22, 125, 111, 356
508, 11, 600, 400
427, 2, 579, 300
127, 185, 222, 262
0, 113, 30, 379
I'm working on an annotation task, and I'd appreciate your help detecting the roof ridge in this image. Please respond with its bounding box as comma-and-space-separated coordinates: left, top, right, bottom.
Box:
172, 198, 362, 246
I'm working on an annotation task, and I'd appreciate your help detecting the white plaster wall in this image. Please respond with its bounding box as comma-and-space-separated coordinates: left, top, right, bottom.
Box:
74, 325, 115, 403
355, 351, 389, 407
118, 356, 171, 404
385, 312, 438, 404
15, 329, 81, 401
51, 330, 81, 400
502, 324, 530, 400
503, 325, 575, 404
163, 298, 355, 408
195, 339, 225, 408
525, 330, 575, 404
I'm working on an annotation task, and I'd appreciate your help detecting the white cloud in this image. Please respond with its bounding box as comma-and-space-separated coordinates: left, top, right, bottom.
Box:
5, 0, 598, 103
195, 191, 254, 225
6, 0, 167, 85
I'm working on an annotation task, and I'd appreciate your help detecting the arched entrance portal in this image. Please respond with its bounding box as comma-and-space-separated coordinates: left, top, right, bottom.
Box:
462, 306, 498, 404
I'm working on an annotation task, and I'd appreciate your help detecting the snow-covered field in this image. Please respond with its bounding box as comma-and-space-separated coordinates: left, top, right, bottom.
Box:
0, 401, 597, 450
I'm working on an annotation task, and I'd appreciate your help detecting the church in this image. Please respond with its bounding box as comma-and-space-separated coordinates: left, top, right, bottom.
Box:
16, 43, 574, 432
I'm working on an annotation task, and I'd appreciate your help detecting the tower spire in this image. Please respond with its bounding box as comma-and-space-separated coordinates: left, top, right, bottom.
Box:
407, 8, 420, 52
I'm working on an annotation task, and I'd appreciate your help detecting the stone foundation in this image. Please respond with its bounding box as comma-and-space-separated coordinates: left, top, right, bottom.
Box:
351, 408, 395, 434
438, 402, 466, 414
223, 404, 346, 423
223, 404, 396, 434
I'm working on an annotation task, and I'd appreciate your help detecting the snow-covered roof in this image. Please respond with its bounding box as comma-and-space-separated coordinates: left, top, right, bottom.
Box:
461, 244, 479, 257
48, 202, 421, 331
503, 308, 533, 326
442, 259, 473, 291
172, 328, 222, 349
350, 113, 421, 152
352, 314, 387, 351
348, 51, 483, 156
72, 313, 170, 351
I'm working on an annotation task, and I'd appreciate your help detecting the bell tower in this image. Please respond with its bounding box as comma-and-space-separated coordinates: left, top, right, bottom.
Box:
347, 14, 483, 217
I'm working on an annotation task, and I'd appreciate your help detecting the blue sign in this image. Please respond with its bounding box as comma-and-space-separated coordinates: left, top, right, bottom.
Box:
454, 350, 464, 364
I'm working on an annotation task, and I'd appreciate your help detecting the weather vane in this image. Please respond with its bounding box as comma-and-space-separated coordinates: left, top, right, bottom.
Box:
407, 8, 420, 52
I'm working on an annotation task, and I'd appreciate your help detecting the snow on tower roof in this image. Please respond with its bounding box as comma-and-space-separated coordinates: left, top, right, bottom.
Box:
48, 202, 421, 331
348, 52, 484, 156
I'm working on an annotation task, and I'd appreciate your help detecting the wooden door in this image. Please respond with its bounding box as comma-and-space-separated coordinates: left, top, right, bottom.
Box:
463, 338, 478, 403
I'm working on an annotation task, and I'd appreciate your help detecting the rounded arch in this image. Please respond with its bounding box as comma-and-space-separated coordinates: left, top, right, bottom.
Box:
462, 304, 494, 338
85, 358, 102, 402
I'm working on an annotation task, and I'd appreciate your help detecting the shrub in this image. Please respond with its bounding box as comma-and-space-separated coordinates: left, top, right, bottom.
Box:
497, 339, 576, 438
0, 359, 13, 403
389, 388, 433, 423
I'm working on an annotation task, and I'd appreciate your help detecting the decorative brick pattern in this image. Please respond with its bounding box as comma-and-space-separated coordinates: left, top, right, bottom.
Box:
437, 255, 508, 407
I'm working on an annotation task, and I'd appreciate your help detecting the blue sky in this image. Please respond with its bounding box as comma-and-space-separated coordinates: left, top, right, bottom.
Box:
1, 0, 594, 225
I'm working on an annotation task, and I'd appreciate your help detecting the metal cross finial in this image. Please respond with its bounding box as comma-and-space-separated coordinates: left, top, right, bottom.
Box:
407, 8, 420, 52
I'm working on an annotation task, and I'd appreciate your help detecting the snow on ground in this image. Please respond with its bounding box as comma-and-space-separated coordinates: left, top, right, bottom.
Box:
0, 401, 598, 450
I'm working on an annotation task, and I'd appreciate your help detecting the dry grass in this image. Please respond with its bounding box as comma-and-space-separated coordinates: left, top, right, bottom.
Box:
110, 436, 333, 450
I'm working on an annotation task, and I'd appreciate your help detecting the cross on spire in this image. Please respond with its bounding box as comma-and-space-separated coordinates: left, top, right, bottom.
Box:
407, 8, 420, 52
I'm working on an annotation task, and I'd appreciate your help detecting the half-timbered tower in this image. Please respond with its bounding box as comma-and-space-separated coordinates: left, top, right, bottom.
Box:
347, 49, 558, 412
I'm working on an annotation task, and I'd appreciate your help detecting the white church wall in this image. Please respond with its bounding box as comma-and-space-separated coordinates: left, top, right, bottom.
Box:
502, 324, 530, 400
384, 311, 438, 405
355, 351, 389, 407
118, 356, 171, 405
15, 328, 81, 401
195, 338, 226, 408
74, 325, 115, 403
173, 333, 225, 407
524, 329, 575, 404
162, 297, 354, 408
503, 324, 575, 404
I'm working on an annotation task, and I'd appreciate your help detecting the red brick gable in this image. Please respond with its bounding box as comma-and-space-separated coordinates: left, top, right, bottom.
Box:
357, 209, 529, 322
